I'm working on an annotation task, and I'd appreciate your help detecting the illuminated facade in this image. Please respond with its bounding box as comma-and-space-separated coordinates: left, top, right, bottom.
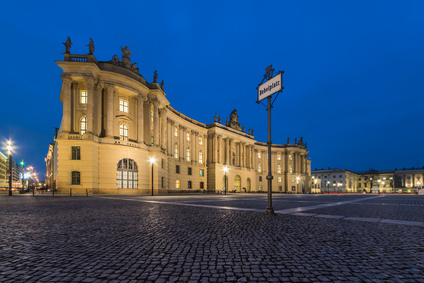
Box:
48, 42, 311, 194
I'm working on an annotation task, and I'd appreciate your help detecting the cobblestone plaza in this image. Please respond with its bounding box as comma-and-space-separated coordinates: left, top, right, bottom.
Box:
1, 194, 423, 282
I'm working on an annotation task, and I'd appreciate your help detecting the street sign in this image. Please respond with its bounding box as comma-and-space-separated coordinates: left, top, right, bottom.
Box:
257, 71, 283, 102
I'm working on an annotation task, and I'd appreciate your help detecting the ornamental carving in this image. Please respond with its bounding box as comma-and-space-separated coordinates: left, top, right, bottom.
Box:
60, 74, 72, 83
227, 109, 241, 131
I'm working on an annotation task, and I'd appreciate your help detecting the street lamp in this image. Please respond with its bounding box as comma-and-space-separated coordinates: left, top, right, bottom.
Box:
6, 140, 13, 196
149, 157, 156, 196
223, 166, 229, 195
338, 181, 342, 193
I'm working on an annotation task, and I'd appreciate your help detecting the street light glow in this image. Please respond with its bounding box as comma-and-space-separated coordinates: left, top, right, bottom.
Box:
149, 157, 156, 164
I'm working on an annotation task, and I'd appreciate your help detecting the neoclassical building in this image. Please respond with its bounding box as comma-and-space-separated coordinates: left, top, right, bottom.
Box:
46, 40, 311, 194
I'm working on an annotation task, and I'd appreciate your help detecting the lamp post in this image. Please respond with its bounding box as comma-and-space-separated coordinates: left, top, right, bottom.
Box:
223, 166, 228, 195
6, 140, 13, 196
149, 157, 156, 196
296, 176, 300, 194
20, 160, 24, 194
338, 181, 342, 193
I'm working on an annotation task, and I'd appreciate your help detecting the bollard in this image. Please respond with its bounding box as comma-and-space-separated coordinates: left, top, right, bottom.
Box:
86, 189, 88, 196
70, 188, 72, 196
32, 188, 34, 196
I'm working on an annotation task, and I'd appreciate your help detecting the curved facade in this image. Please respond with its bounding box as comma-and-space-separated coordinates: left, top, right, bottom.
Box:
48, 45, 311, 194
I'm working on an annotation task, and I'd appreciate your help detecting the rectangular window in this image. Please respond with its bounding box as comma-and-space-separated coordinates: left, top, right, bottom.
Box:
161, 158, 164, 169
199, 137, 203, 145
119, 99, 128, 113
161, 177, 164, 188
200, 182, 204, 189
71, 171, 80, 185
188, 167, 192, 175
176, 165, 180, 174
186, 133, 190, 141
289, 155, 292, 160
176, 180, 180, 189
200, 169, 204, 177
174, 126, 178, 136
188, 181, 192, 189
258, 152, 261, 158
259, 176, 262, 182
71, 146, 80, 160
80, 90, 87, 104
277, 153, 281, 160
278, 177, 282, 183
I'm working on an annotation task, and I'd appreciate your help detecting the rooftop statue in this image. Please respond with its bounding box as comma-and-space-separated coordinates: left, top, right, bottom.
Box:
161, 80, 165, 90
287, 137, 290, 144
63, 37, 72, 54
228, 109, 241, 131
153, 70, 158, 83
121, 46, 132, 68
87, 38, 95, 55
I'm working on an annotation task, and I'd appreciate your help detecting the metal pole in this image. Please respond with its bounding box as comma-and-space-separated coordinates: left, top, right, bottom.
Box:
265, 96, 274, 214
151, 163, 154, 196
224, 172, 227, 195
8, 154, 12, 196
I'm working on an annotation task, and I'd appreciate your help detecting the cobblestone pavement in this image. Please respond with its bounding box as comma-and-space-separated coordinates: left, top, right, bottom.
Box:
1, 194, 423, 282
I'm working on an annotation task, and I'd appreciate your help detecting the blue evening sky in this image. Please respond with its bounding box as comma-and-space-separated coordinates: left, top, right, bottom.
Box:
1, 1, 423, 179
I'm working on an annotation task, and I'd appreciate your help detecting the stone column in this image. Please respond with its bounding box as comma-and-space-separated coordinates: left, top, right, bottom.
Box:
84, 75, 96, 134
213, 135, 218, 163
217, 135, 222, 164
168, 119, 174, 156
153, 101, 160, 147
105, 84, 115, 138
144, 100, 151, 144
60, 75, 72, 133
137, 93, 146, 143
159, 108, 167, 150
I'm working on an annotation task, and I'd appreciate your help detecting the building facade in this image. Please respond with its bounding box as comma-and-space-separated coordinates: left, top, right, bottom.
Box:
312, 168, 424, 194
47, 41, 311, 194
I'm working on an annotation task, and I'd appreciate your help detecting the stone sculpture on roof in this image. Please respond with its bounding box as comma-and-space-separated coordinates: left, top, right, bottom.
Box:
63, 37, 72, 54
228, 109, 241, 131
87, 38, 95, 55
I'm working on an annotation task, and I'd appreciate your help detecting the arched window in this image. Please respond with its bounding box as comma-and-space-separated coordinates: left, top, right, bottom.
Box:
186, 148, 190, 162
119, 124, 128, 141
80, 117, 87, 135
174, 144, 178, 159
199, 151, 203, 164
176, 179, 181, 189
119, 98, 129, 113
234, 175, 241, 192
277, 164, 281, 174
117, 159, 138, 189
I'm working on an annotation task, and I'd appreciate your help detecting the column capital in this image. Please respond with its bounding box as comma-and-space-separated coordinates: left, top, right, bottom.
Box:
138, 93, 147, 101
152, 100, 160, 107
143, 100, 150, 107
83, 75, 96, 85
60, 74, 72, 83
105, 83, 115, 92
159, 108, 167, 115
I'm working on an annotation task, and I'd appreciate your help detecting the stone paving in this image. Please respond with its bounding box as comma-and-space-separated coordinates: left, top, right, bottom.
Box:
0, 194, 423, 282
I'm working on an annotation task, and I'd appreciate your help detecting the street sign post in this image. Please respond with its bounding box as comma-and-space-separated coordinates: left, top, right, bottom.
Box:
257, 65, 284, 215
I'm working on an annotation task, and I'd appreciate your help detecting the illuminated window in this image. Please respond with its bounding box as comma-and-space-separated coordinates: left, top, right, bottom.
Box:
258, 164, 261, 172
119, 98, 128, 113
174, 126, 178, 136
186, 148, 190, 162
80, 90, 87, 104
72, 171, 80, 185
199, 137, 203, 145
186, 133, 190, 141
258, 151, 261, 158
289, 166, 293, 173
80, 117, 87, 135
71, 146, 80, 160
258, 185, 263, 191
277, 164, 281, 174
291, 177, 295, 182
289, 155, 292, 160
277, 153, 281, 160
176, 180, 181, 189
200, 169, 204, 177
174, 144, 178, 159
119, 125, 128, 141
199, 151, 203, 164
117, 159, 138, 189
278, 177, 282, 182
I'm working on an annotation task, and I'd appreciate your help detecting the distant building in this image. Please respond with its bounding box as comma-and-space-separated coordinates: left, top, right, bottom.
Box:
0, 151, 22, 189
312, 167, 424, 194
47, 41, 311, 194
